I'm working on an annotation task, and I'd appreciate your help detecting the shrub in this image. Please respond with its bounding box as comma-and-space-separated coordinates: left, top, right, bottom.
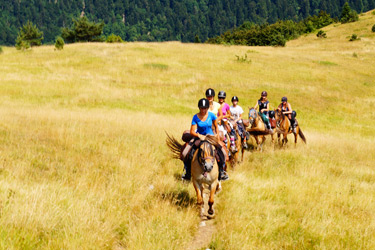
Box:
0, 46, 3, 54
317, 30, 327, 38
106, 34, 123, 43
349, 34, 360, 41
55, 36, 64, 50
194, 35, 201, 43
372, 24, 375, 32
15, 20, 43, 50
340, 2, 359, 24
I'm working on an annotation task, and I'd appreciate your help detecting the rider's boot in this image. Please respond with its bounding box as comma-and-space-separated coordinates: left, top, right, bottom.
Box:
267, 121, 273, 133
218, 162, 229, 181
181, 161, 191, 181
292, 120, 298, 133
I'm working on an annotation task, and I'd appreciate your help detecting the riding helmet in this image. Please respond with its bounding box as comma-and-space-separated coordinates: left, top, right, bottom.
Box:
281, 96, 287, 102
205, 88, 215, 97
218, 91, 226, 99
198, 98, 210, 108
261, 91, 268, 96
231, 96, 239, 102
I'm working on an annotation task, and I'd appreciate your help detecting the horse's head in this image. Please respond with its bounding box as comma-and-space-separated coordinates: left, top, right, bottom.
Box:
274, 108, 283, 121
248, 108, 257, 126
197, 141, 216, 173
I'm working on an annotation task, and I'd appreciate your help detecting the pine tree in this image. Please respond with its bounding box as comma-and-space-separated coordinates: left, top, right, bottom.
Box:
15, 20, 44, 50
55, 36, 64, 50
340, 2, 359, 23
61, 16, 104, 43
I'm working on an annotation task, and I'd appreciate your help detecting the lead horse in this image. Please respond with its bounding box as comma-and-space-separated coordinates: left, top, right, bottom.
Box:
166, 134, 221, 217
274, 109, 306, 146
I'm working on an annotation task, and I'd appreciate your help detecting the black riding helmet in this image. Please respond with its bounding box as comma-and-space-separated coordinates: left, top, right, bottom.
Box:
261, 91, 268, 96
198, 98, 210, 109
231, 96, 239, 102
205, 88, 215, 97
218, 91, 226, 99
281, 96, 287, 102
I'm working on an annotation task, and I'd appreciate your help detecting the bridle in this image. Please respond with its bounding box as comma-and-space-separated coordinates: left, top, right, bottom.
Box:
197, 141, 215, 171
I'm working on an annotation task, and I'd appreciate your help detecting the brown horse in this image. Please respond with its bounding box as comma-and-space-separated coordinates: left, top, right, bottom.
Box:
246, 108, 275, 151
166, 134, 221, 217
274, 109, 306, 146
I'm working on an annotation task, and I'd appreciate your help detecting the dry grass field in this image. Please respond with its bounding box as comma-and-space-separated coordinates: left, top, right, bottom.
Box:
0, 10, 375, 249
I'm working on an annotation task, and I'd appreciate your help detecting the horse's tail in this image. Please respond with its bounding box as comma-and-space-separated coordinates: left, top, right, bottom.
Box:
165, 132, 184, 159
298, 128, 307, 144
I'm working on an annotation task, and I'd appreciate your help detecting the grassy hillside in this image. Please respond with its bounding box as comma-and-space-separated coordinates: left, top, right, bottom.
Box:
0, 10, 374, 249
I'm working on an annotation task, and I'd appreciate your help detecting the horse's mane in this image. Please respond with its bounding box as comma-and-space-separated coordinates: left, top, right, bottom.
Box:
165, 132, 184, 159
204, 134, 220, 147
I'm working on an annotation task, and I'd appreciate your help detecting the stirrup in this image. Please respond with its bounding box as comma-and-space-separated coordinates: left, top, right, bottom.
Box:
220, 172, 229, 181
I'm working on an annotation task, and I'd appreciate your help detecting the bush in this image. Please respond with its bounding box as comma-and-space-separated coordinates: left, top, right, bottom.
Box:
340, 2, 359, 24
194, 35, 201, 43
349, 34, 360, 41
15, 20, 43, 50
55, 36, 64, 50
372, 24, 375, 33
317, 30, 327, 38
0, 46, 3, 54
106, 34, 123, 43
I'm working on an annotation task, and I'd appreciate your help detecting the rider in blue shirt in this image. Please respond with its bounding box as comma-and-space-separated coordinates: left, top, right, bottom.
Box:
182, 98, 229, 181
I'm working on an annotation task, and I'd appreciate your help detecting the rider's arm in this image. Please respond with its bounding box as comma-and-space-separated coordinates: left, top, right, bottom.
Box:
283, 103, 293, 114
217, 107, 223, 123
236, 112, 243, 122
190, 124, 199, 137
213, 118, 218, 134
225, 108, 231, 119
263, 103, 270, 113
254, 102, 258, 110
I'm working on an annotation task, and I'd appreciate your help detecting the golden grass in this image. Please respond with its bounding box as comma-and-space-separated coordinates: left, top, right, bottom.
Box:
0, 10, 375, 249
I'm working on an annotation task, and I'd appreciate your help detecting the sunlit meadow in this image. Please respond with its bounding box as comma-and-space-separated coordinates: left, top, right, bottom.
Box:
0, 10, 374, 249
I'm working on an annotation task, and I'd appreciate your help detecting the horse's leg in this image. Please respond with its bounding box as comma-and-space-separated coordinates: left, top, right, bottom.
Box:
193, 180, 204, 217
208, 181, 218, 215
283, 133, 288, 146
241, 147, 244, 162
277, 133, 281, 146
254, 136, 260, 151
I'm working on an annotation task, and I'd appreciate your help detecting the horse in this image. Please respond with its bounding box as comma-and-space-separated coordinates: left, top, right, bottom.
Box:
245, 108, 275, 151
166, 134, 221, 217
274, 109, 306, 146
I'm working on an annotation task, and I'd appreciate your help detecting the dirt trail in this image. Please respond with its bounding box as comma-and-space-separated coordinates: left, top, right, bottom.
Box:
187, 190, 217, 250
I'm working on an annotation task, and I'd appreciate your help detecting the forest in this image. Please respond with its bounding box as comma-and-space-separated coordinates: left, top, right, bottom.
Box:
1, 0, 374, 45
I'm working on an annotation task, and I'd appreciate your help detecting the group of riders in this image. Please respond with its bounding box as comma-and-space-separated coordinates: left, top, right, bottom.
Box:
181, 88, 298, 182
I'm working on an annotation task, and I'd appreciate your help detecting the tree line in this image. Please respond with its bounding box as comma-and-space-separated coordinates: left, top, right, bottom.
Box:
1, 0, 374, 45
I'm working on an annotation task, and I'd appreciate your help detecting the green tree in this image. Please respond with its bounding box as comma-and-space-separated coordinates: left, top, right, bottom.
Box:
55, 36, 64, 50
0, 46, 3, 54
317, 30, 327, 38
61, 16, 104, 43
372, 24, 375, 32
340, 2, 359, 23
15, 20, 44, 50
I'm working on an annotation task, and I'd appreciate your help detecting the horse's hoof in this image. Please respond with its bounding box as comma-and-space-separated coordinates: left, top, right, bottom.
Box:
208, 209, 214, 215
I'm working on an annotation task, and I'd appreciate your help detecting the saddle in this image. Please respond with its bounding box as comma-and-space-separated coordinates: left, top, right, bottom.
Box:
180, 131, 228, 163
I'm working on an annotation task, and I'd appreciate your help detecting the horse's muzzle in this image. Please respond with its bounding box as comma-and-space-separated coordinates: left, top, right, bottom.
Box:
204, 162, 213, 172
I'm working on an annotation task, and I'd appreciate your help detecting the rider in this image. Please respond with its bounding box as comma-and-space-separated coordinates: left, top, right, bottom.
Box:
277, 96, 297, 133
205, 88, 221, 116
182, 98, 229, 181
254, 91, 273, 133
217, 91, 237, 152
230, 96, 247, 149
